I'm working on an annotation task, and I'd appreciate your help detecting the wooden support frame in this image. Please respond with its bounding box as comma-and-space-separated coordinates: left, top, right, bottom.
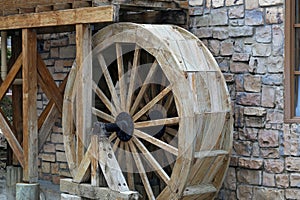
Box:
0, 6, 114, 31
76, 24, 92, 166
0, 48, 67, 176
60, 179, 139, 200
22, 29, 38, 183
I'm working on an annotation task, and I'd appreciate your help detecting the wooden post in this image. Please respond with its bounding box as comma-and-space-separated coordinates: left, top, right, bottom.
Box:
75, 24, 92, 166
22, 29, 38, 183
91, 135, 99, 186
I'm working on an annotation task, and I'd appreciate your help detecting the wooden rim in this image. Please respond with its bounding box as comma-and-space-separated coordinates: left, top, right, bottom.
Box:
63, 23, 232, 200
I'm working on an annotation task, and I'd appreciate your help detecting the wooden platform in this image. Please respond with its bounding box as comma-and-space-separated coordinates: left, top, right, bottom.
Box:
0, 0, 187, 17
0, 0, 188, 31
60, 179, 139, 200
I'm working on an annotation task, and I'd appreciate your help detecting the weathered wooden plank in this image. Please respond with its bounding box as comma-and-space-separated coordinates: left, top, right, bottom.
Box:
124, 143, 135, 190
134, 117, 179, 128
194, 150, 228, 159
12, 85, 23, 165
91, 135, 100, 186
92, 81, 118, 117
99, 137, 129, 192
0, 53, 22, 100
0, 6, 114, 30
22, 29, 38, 183
37, 54, 63, 113
129, 140, 155, 200
132, 85, 171, 121
63, 65, 78, 177
73, 143, 92, 183
97, 53, 121, 113
116, 43, 126, 111
38, 104, 59, 152
92, 107, 115, 123
132, 137, 170, 184
130, 60, 158, 116
60, 179, 139, 200
134, 129, 178, 156
38, 75, 67, 130
183, 183, 217, 197
126, 45, 140, 112
0, 0, 91, 10
38, 75, 68, 152
76, 24, 92, 167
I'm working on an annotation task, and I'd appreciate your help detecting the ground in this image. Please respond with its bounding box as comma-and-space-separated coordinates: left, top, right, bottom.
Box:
0, 169, 61, 200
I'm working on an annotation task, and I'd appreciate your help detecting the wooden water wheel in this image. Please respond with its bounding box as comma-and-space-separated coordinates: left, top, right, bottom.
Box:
62, 23, 233, 200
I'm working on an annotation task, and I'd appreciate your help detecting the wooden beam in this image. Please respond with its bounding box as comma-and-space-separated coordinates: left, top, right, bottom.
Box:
91, 135, 99, 186
0, 109, 24, 168
38, 76, 67, 152
11, 85, 23, 166
37, 54, 63, 113
76, 24, 92, 167
0, 6, 114, 30
0, 0, 91, 10
22, 29, 38, 183
60, 179, 139, 200
99, 137, 129, 192
0, 53, 22, 100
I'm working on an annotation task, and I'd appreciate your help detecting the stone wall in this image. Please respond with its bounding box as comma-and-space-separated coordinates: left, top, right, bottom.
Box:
188, 0, 297, 199
37, 32, 76, 184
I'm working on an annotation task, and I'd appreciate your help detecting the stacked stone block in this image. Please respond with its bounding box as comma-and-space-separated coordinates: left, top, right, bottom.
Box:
37, 32, 76, 184
188, 0, 296, 199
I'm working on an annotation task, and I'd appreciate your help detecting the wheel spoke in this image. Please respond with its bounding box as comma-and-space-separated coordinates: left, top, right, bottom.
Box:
116, 43, 126, 110
130, 60, 158, 115
129, 141, 155, 200
151, 84, 157, 100
92, 107, 114, 123
125, 143, 135, 190
92, 81, 117, 117
134, 117, 179, 128
109, 133, 117, 142
97, 53, 121, 112
164, 93, 174, 112
165, 127, 178, 137
164, 133, 178, 148
117, 141, 125, 167
132, 136, 170, 184
126, 45, 141, 112
134, 129, 178, 156
161, 136, 175, 169
136, 71, 151, 104
113, 138, 121, 152
133, 85, 172, 121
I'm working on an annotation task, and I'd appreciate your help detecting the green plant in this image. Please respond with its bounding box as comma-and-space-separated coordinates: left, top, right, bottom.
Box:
0, 48, 12, 66
0, 96, 12, 122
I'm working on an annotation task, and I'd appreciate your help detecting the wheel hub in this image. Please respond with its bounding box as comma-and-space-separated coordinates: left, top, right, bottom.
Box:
93, 112, 134, 142
115, 112, 134, 141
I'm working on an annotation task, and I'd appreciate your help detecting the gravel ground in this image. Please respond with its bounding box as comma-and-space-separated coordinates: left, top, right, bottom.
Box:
0, 169, 61, 200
